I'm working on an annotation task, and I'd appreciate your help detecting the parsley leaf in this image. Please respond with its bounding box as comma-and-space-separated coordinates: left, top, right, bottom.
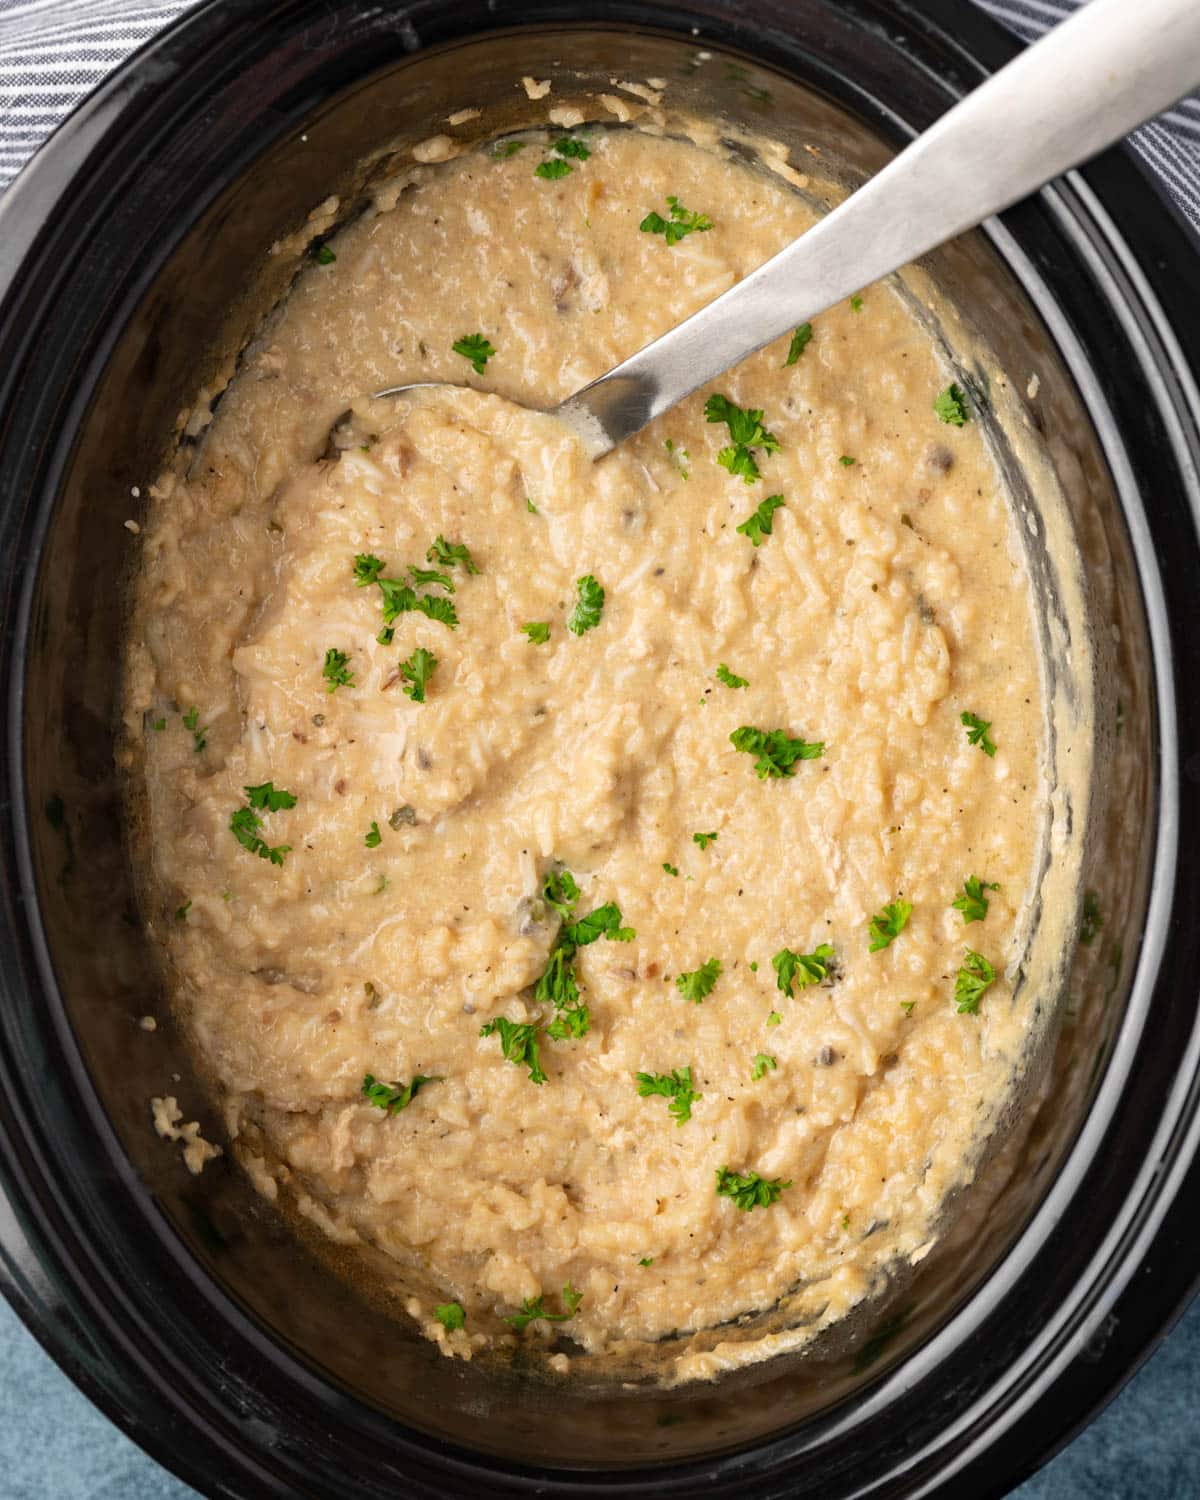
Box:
553, 137, 590, 160
665, 437, 690, 478
636, 1065, 700, 1125
398, 647, 438, 703
245, 782, 297, 812
174, 901, 191, 922
480, 1016, 547, 1084
751, 1052, 777, 1081
934, 382, 970, 426
640, 196, 713, 246
839, 455, 856, 467
542, 868, 580, 918
521, 621, 551, 644
955, 949, 996, 1013
426, 536, 479, 574
662, 862, 679, 877
547, 1006, 591, 1042
784, 323, 813, 366
415, 594, 458, 629
365, 821, 382, 848
567, 574, 604, 635
850, 294, 864, 312
452, 333, 496, 375
953, 875, 999, 924
638, 1257, 654, 1267
316, 245, 336, 266
182, 706, 207, 752
491, 140, 529, 159
534, 946, 581, 1013
730, 725, 824, 778
434, 1302, 465, 1330
1080, 889, 1103, 947
361, 1071, 440, 1113
961, 710, 997, 757
322, 648, 354, 693
705, 393, 781, 482
693, 831, 718, 850
715, 1166, 791, 1211
716, 663, 749, 690
766, 1011, 781, 1026
735, 492, 785, 544
505, 1283, 582, 1332
230, 806, 291, 866
868, 900, 912, 952
772, 943, 835, 995
408, 565, 454, 593
535, 157, 574, 180
353, 553, 385, 586
676, 957, 721, 1004
562, 901, 635, 948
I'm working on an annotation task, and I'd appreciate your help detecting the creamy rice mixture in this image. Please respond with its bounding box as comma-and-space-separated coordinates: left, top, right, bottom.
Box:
124, 123, 1046, 1381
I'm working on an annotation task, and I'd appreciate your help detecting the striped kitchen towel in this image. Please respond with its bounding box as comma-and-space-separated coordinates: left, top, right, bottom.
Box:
1, 0, 1198, 229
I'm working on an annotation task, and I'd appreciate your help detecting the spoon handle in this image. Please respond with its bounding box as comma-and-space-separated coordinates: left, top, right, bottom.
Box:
559, 0, 1200, 456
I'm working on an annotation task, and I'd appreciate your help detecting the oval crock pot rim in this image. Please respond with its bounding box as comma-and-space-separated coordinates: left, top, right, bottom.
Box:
0, 2, 1199, 1497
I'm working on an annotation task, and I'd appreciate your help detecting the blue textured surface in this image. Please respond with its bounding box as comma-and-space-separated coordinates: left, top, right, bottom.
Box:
0, 1291, 1197, 1497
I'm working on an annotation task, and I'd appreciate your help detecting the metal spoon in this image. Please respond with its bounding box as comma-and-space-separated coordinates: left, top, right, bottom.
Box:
375, 0, 1200, 459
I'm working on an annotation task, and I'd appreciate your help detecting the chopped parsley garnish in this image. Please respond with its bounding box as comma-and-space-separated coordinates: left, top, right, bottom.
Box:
426, 536, 479, 574
716, 663, 749, 690
953, 876, 999, 924
900, 1000, 916, 1016
850, 294, 864, 312
751, 1052, 777, 1080
638, 1257, 654, 1267
365, 821, 382, 848
480, 1016, 546, 1084
353, 553, 385, 586
361, 1071, 440, 1114
567, 574, 604, 635
662, 862, 679, 877
408, 565, 454, 593
182, 705, 207, 752
552, 137, 590, 160
505, 1283, 582, 1332
316, 245, 336, 266
151, 717, 167, 731
665, 437, 690, 478
961, 710, 997, 757
174, 901, 191, 922
230, 808, 287, 865
542, 868, 580, 918
1080, 890, 1103, 946
534, 875, 633, 1040
636, 1065, 700, 1125
705, 393, 781, 482
535, 158, 574, 180
868, 900, 912, 952
784, 323, 813, 366
322, 647, 354, 693
521, 621, 551, 644
640, 195, 713, 246
491, 139, 529, 159
839, 455, 856, 467
772, 943, 834, 995
955, 949, 996, 1013
434, 1302, 465, 1331
767, 1011, 781, 1026
715, 1166, 791, 1211
730, 725, 824, 778
735, 492, 785, 545
414, 594, 458, 628
245, 782, 297, 812
676, 957, 721, 1004
692, 831, 718, 850
935, 382, 970, 426
452, 333, 496, 375
398, 647, 438, 703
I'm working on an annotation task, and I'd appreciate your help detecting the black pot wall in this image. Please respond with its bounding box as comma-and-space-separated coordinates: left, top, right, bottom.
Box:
0, 2, 1199, 1497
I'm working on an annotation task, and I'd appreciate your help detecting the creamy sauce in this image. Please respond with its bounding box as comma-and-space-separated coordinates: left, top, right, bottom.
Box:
125, 126, 1047, 1381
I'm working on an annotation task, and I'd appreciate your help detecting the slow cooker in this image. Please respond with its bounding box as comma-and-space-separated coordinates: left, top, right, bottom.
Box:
0, 1, 1198, 1495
